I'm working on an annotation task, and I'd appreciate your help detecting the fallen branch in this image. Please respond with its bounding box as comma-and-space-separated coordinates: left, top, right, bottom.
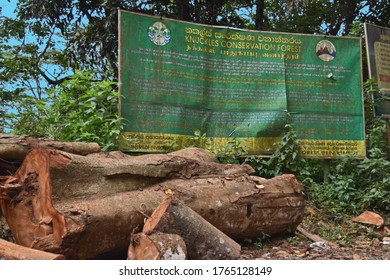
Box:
296, 225, 338, 248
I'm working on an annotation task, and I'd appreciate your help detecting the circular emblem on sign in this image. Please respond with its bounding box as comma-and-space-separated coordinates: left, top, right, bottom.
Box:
316, 40, 336, 62
148, 22, 171, 46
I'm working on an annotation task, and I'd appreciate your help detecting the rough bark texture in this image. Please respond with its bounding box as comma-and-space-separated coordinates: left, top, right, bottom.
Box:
128, 232, 187, 260
144, 196, 241, 260
0, 133, 101, 175
36, 147, 253, 200
0, 133, 101, 160
0, 238, 65, 260
0, 147, 304, 259
171, 175, 304, 239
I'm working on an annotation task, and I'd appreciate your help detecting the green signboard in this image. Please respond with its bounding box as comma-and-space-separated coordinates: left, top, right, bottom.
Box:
119, 11, 365, 158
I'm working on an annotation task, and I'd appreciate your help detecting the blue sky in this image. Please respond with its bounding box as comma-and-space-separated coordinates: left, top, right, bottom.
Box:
1, 1, 16, 18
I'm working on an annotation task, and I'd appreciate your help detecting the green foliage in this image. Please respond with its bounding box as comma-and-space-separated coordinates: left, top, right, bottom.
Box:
319, 220, 367, 246
363, 79, 389, 155
214, 138, 248, 164
366, 120, 388, 155
245, 124, 307, 178
164, 138, 179, 152
287, 235, 303, 246
9, 95, 51, 136
363, 79, 379, 127
251, 232, 271, 250
189, 129, 210, 148
0, 2, 72, 133
266, 0, 330, 34
307, 153, 390, 220
12, 71, 121, 151
0, 7, 70, 94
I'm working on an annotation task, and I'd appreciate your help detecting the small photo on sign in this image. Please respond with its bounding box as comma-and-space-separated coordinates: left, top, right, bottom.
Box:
316, 40, 336, 62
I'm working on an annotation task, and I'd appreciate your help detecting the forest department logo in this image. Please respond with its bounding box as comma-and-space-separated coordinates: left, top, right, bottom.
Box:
316, 40, 336, 62
148, 22, 171, 46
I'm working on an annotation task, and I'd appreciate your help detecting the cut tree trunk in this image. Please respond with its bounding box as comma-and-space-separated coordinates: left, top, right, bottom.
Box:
0, 238, 65, 260
128, 232, 187, 260
0, 147, 304, 259
143, 196, 241, 260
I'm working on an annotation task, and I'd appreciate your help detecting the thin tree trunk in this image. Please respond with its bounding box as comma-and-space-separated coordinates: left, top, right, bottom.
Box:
255, 0, 265, 30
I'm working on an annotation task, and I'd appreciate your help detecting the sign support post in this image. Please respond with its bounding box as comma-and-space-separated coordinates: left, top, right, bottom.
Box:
323, 159, 331, 184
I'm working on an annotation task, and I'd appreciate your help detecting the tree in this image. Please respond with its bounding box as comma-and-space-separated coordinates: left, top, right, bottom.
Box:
264, 0, 330, 34
10, 1, 252, 80
254, 0, 265, 30
12, 71, 121, 151
361, 0, 390, 28
0, 1, 71, 132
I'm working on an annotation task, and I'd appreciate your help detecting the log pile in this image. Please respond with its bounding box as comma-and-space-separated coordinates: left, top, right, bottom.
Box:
0, 134, 305, 259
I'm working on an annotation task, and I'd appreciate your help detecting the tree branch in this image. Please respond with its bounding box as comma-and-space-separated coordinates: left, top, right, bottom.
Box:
38, 68, 71, 85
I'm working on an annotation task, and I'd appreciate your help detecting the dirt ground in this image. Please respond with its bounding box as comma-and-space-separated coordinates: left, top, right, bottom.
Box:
2, 209, 389, 260
240, 210, 390, 260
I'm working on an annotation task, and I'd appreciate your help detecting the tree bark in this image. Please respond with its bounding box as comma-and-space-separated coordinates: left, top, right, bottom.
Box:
0, 238, 65, 260
0, 133, 101, 160
0, 147, 304, 259
128, 232, 187, 260
143, 196, 241, 260
255, 0, 265, 30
